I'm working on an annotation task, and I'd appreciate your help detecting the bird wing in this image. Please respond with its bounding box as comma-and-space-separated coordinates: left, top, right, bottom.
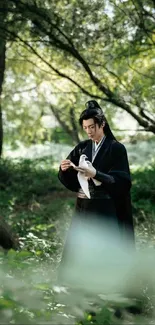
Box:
77, 172, 90, 199
77, 155, 90, 199
92, 179, 102, 186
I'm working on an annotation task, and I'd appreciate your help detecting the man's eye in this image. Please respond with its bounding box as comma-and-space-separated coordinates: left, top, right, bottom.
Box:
83, 125, 95, 130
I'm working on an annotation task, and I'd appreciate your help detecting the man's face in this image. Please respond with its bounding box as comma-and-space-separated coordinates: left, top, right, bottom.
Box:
82, 118, 104, 142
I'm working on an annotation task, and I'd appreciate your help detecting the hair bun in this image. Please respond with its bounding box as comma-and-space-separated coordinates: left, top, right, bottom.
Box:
85, 100, 102, 110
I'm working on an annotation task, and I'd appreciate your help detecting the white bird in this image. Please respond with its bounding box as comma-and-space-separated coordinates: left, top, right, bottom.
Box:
77, 154, 90, 199
77, 155, 101, 199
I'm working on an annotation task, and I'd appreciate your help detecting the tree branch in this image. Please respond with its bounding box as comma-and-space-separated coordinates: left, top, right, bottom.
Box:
2, 3, 155, 134
139, 108, 155, 125
3, 26, 105, 100
5, 26, 155, 133
128, 62, 155, 80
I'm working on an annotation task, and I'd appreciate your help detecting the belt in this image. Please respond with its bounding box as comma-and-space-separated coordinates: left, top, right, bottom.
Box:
77, 192, 111, 199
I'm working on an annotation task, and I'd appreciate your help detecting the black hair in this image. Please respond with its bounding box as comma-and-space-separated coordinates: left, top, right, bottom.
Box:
79, 100, 116, 140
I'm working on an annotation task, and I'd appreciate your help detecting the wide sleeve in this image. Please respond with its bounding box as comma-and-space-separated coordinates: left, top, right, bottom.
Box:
58, 144, 80, 192
94, 142, 131, 197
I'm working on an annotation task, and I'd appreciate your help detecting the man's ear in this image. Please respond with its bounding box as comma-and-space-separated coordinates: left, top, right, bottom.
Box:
102, 121, 105, 128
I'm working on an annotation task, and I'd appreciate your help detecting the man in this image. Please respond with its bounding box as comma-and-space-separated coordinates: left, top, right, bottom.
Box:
58, 100, 134, 241
58, 100, 134, 285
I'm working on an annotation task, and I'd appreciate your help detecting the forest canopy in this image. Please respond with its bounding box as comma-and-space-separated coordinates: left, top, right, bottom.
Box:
0, 0, 155, 153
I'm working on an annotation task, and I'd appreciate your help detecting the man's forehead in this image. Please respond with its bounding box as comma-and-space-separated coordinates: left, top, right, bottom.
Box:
82, 119, 95, 126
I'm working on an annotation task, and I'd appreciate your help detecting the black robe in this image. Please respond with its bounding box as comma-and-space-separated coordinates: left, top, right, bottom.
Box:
58, 137, 134, 241
58, 138, 135, 284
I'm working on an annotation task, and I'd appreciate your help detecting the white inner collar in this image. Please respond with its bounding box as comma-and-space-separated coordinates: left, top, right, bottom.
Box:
94, 136, 105, 151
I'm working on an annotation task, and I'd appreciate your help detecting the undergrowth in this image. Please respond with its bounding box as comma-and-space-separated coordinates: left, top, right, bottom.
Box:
0, 157, 154, 324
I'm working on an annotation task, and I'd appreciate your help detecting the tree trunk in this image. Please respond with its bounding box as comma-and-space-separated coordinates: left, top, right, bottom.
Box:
69, 107, 80, 143
0, 0, 7, 157
50, 105, 80, 144
0, 42, 6, 156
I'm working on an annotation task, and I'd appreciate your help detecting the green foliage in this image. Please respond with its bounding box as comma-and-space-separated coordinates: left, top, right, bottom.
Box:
0, 157, 74, 239
0, 156, 154, 323
131, 162, 155, 224
9, 0, 154, 127
1, 0, 155, 151
0, 157, 60, 203
1, 0, 155, 321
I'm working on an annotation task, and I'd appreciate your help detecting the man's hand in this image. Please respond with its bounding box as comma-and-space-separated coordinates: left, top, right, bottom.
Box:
78, 162, 96, 178
60, 159, 72, 171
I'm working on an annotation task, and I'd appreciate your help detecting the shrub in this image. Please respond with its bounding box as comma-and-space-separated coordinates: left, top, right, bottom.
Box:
131, 163, 155, 224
